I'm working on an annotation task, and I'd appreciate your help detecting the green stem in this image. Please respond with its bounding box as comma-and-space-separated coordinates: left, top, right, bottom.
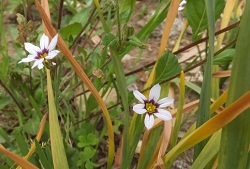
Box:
115, 0, 122, 46
93, 0, 110, 32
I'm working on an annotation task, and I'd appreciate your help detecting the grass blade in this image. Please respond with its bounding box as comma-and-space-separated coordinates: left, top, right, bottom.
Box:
0, 145, 39, 169
46, 69, 69, 169
194, 0, 215, 159
163, 91, 250, 164
217, 1, 250, 168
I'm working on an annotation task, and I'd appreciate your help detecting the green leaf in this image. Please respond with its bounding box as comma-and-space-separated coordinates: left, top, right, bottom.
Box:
85, 160, 99, 169
86, 94, 98, 113
70, 8, 90, 26
218, 1, 250, 168
101, 33, 117, 47
83, 147, 96, 159
184, 0, 225, 40
87, 134, 99, 145
14, 131, 29, 156
0, 134, 5, 144
155, 51, 182, 84
0, 96, 12, 109
35, 139, 53, 169
0, 55, 10, 82
120, 0, 136, 23
23, 118, 40, 135
77, 134, 99, 148
213, 49, 235, 65
191, 130, 221, 169
59, 22, 82, 39
46, 70, 69, 169
194, 0, 215, 159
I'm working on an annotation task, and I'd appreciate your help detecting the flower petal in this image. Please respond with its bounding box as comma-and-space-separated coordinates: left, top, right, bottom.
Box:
48, 34, 58, 52
32, 59, 44, 69
40, 34, 49, 50
37, 62, 44, 69
133, 90, 147, 103
178, 0, 187, 11
24, 43, 41, 55
144, 114, 154, 130
155, 109, 172, 121
149, 84, 161, 102
45, 50, 60, 59
158, 98, 174, 108
133, 104, 147, 114
18, 57, 36, 64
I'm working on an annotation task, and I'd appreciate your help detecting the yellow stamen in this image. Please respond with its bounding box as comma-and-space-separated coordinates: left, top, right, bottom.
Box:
40, 53, 48, 58
146, 102, 156, 114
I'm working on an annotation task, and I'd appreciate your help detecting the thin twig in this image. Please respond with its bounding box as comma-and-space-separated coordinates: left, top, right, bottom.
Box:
57, 0, 64, 29
0, 80, 25, 116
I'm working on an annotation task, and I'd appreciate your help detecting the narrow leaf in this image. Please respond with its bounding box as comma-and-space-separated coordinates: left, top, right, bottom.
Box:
163, 91, 250, 164
218, 1, 250, 168
0, 145, 39, 169
47, 69, 69, 169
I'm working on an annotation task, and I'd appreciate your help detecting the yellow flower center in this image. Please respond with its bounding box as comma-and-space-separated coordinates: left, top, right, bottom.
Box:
145, 102, 156, 114
40, 53, 48, 58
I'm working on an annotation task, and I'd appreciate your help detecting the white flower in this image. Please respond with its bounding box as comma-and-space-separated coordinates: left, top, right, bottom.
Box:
178, 0, 187, 11
19, 34, 60, 69
133, 84, 174, 130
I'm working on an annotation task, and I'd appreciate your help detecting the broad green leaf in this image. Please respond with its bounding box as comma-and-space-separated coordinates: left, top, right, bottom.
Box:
59, 22, 82, 39
120, 0, 136, 22
218, 1, 250, 168
23, 119, 40, 135
87, 134, 99, 145
77, 134, 99, 148
155, 51, 182, 84
70, 8, 90, 26
213, 49, 235, 65
80, 147, 96, 161
101, 33, 117, 47
85, 160, 99, 169
184, 0, 225, 40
